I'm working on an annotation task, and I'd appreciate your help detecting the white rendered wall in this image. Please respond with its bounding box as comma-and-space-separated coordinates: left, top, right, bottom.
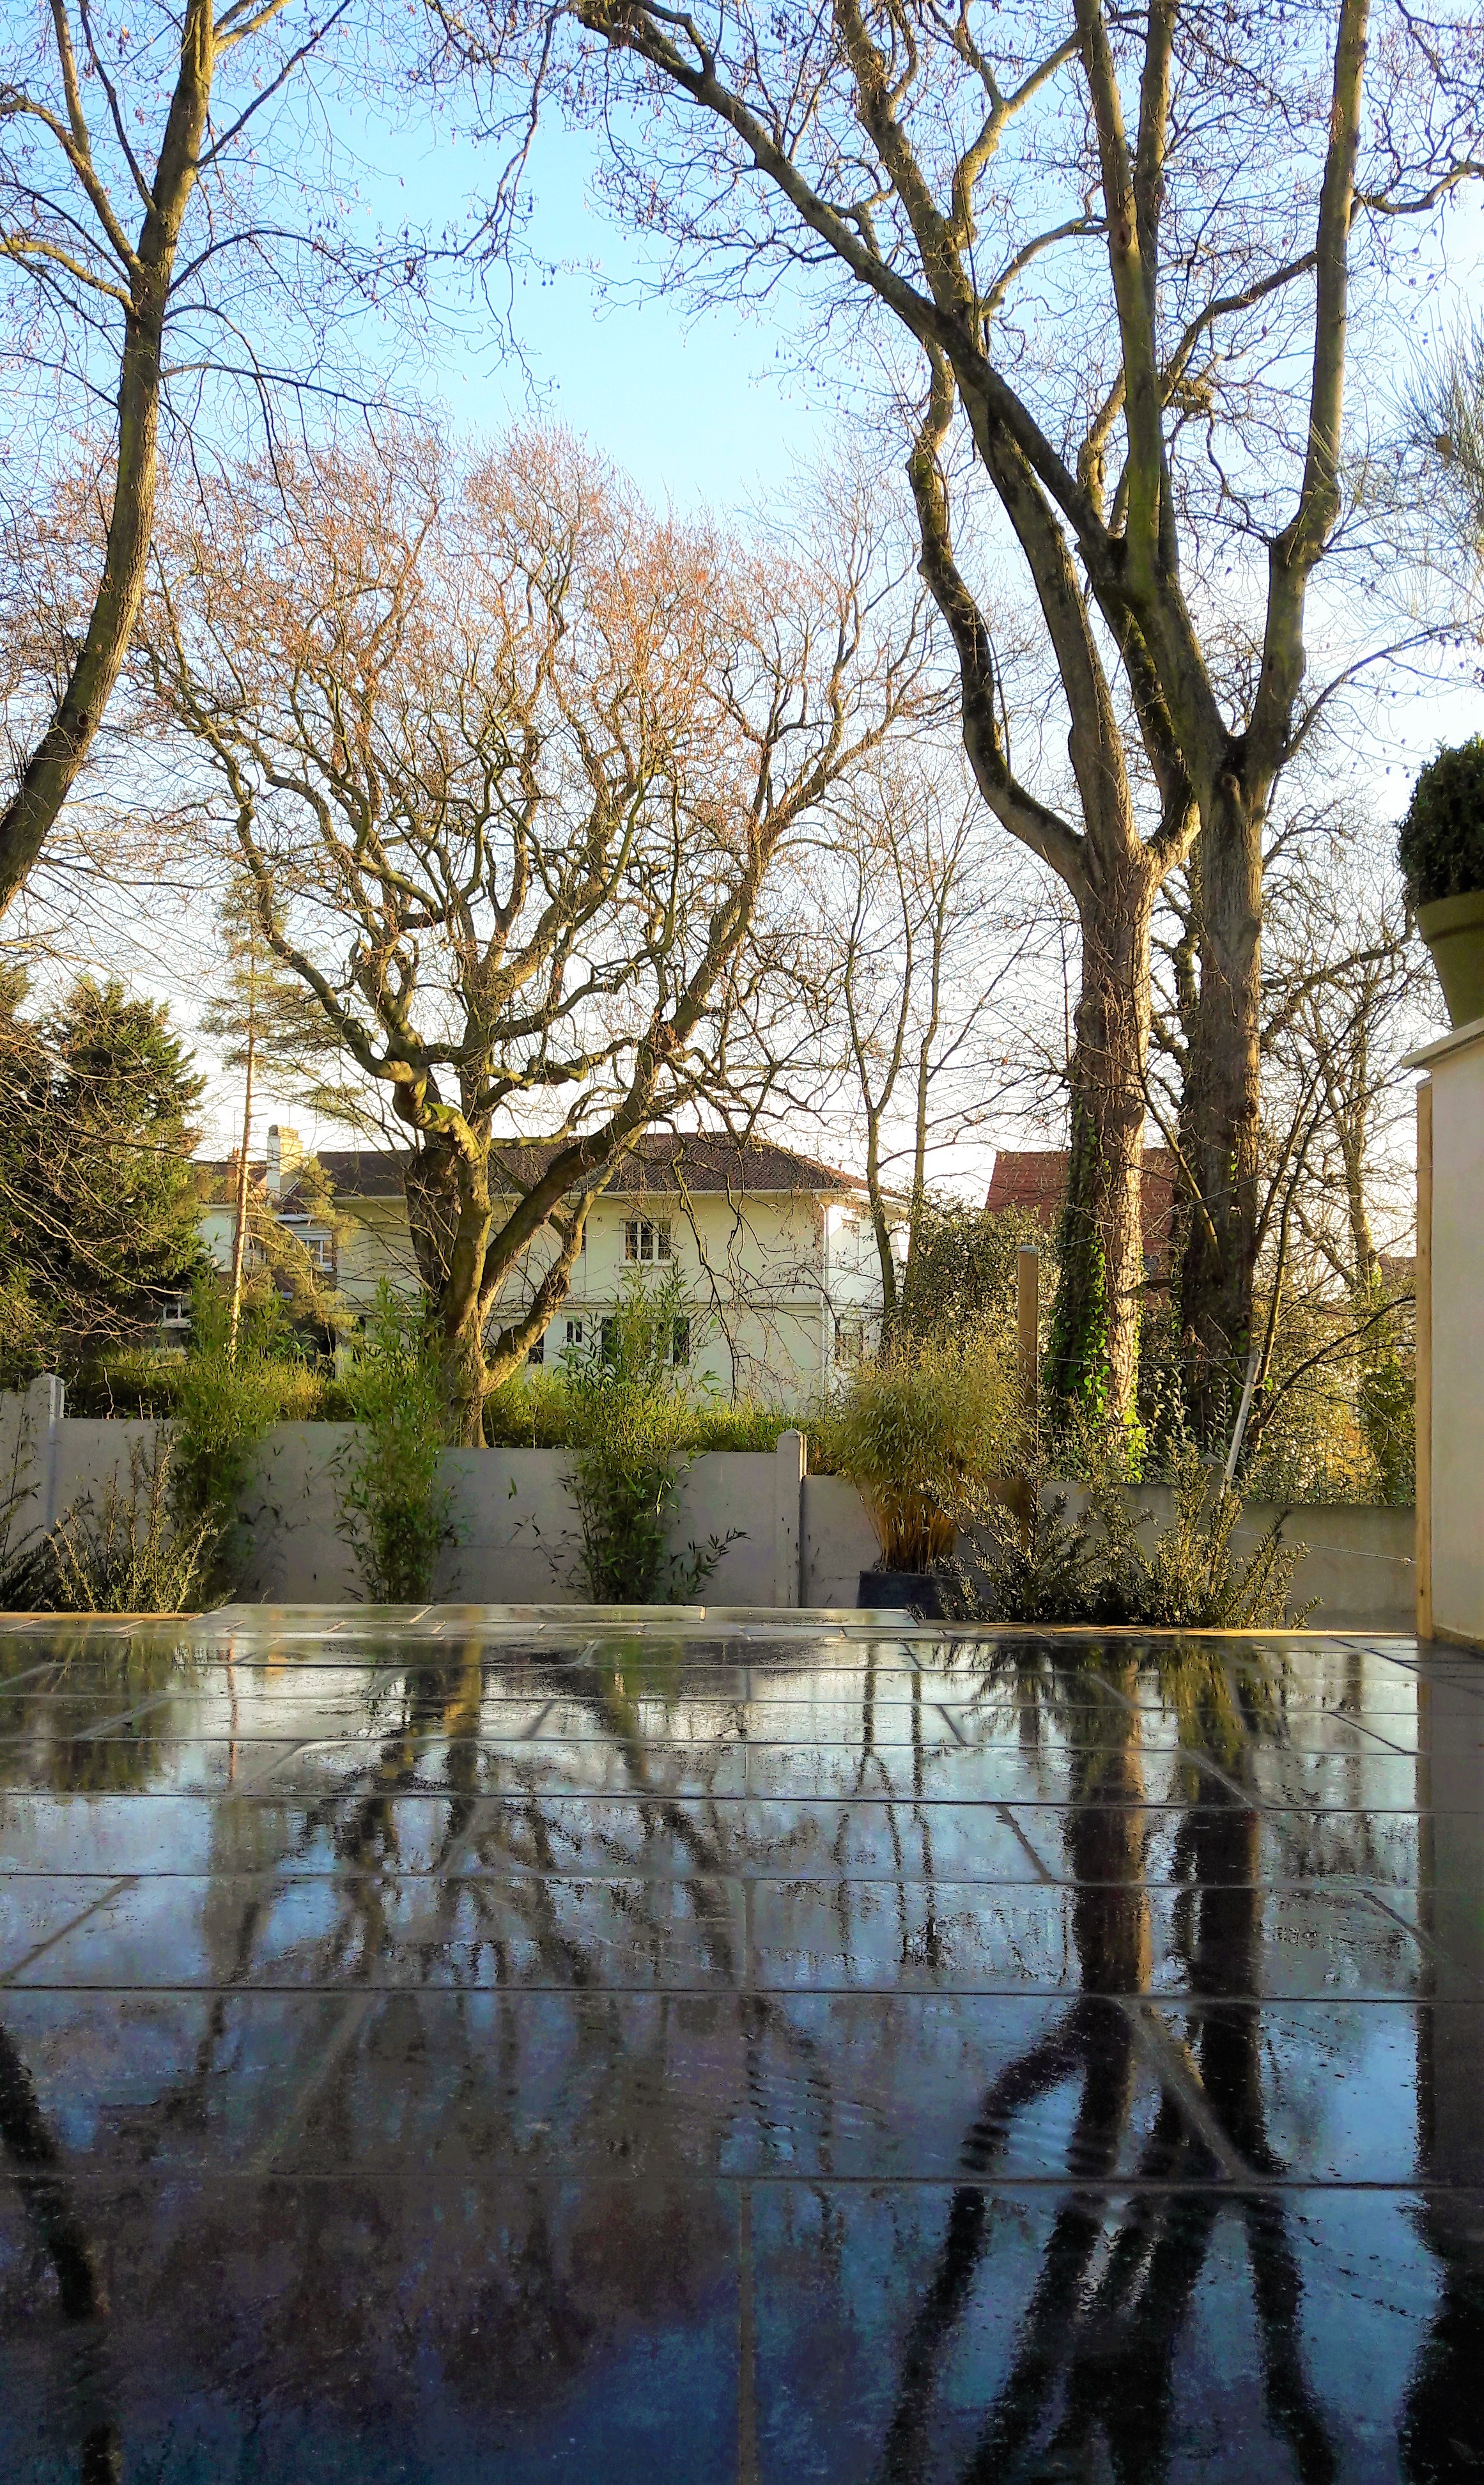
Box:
1420, 1024, 1484, 1645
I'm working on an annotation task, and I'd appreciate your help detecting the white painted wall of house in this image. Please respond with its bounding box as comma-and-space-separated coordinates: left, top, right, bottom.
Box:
196, 1175, 888, 1404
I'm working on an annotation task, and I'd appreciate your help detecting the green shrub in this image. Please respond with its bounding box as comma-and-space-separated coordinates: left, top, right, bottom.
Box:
897, 1198, 1050, 1343
66, 1351, 189, 1419
559, 1268, 741, 1603
72, 1346, 337, 1424
945, 1456, 1311, 1628
1398, 737, 1484, 905
482, 1366, 577, 1448
336, 1287, 455, 1601
170, 1275, 306, 1587
823, 1327, 1021, 1573
45, 1438, 215, 1614
483, 1364, 797, 1458
686, 1398, 800, 1453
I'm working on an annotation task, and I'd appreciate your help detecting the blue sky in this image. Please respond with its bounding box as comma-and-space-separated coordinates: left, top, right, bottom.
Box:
149, 82, 1484, 1159
359, 111, 828, 512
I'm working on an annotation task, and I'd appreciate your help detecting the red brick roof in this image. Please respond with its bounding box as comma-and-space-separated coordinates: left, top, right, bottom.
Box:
985, 1147, 1180, 1263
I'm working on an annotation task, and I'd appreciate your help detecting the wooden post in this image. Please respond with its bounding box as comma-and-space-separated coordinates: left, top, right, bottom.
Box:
1014, 1245, 1039, 1548
1416, 1079, 1433, 1644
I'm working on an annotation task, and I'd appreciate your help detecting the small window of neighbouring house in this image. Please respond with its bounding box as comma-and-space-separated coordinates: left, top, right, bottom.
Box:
527, 1335, 545, 1366
833, 1316, 865, 1367
672, 1318, 690, 1368
624, 1218, 672, 1263
565, 1317, 584, 1348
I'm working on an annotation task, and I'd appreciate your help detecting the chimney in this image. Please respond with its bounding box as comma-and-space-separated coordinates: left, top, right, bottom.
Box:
266, 1124, 302, 1199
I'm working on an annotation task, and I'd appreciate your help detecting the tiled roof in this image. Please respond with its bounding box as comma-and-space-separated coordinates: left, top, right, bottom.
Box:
985, 1147, 1180, 1261
196, 1134, 862, 1207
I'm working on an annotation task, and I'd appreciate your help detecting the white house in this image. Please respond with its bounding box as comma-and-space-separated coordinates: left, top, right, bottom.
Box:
197, 1126, 888, 1403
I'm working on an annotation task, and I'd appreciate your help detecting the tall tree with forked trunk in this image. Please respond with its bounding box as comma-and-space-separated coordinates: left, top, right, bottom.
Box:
141, 426, 931, 1440
434, 0, 1483, 1435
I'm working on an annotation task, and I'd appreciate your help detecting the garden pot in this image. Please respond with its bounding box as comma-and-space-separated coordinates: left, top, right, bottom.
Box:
1416, 890, 1484, 1030
858, 1567, 945, 1619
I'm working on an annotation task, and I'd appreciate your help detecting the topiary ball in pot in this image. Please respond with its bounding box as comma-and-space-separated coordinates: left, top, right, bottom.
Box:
1398, 738, 1484, 1029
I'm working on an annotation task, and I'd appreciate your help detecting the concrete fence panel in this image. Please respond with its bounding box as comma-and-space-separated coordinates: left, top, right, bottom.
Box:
50, 1416, 162, 1534
801, 1472, 881, 1609
0, 1387, 1421, 1626
0, 1376, 63, 1548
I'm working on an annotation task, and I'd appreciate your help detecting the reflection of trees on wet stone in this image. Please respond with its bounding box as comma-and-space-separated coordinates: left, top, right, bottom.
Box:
884, 1640, 1339, 2485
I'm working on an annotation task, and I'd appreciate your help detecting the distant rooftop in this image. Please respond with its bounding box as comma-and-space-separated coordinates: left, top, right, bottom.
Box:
197, 1131, 863, 1207
985, 1146, 1180, 1263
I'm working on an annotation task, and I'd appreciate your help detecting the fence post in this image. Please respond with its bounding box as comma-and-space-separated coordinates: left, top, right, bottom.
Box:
1013, 1246, 1040, 1549
774, 1429, 806, 1609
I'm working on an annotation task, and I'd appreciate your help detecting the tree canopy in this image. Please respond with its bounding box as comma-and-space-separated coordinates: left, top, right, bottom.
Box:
0, 970, 205, 1377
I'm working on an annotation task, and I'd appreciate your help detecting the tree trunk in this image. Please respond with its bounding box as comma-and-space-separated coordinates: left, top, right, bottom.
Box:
1178, 783, 1264, 1439
403, 1137, 491, 1447
1044, 864, 1157, 1433
227, 1020, 255, 1364
0, 0, 216, 923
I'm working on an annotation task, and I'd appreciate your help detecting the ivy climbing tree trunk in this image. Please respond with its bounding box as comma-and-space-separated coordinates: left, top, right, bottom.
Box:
1177, 779, 1265, 1427
1045, 867, 1157, 1422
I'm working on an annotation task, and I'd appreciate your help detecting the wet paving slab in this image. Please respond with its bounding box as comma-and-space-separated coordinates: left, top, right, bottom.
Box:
0, 1615, 1482, 2478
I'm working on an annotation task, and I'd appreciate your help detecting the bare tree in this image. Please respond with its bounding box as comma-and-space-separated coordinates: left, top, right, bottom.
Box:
140, 426, 929, 1438
790, 753, 1035, 1330
0, 0, 406, 921
435, 0, 1483, 1434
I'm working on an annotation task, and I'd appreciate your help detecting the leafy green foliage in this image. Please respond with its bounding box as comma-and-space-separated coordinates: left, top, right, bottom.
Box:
1356, 1311, 1415, 1507
945, 1456, 1310, 1628
482, 1364, 796, 1456
1044, 1101, 1114, 1421
201, 871, 348, 1116
45, 1439, 215, 1614
0, 970, 205, 1380
821, 1326, 1021, 1571
336, 1287, 455, 1602
898, 1197, 1049, 1343
559, 1268, 741, 1603
1398, 737, 1484, 905
66, 1346, 342, 1422
171, 1275, 310, 1589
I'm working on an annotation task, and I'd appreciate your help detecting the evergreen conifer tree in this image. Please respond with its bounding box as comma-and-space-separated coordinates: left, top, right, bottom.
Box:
0, 972, 205, 1375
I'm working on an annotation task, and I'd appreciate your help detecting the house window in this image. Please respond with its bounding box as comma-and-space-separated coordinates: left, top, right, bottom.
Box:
624, 1218, 672, 1263
277, 1216, 334, 1272
157, 1292, 190, 1329
672, 1318, 691, 1368
564, 1317, 584, 1348
833, 1315, 865, 1368
527, 1335, 545, 1366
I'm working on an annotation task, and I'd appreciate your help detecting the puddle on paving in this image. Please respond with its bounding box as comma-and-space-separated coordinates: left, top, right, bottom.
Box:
0, 1616, 1480, 2479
